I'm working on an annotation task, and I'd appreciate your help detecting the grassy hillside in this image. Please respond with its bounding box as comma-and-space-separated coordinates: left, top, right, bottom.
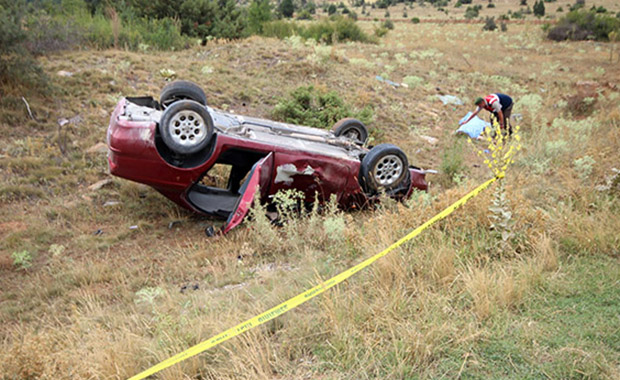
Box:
1, 20, 619, 379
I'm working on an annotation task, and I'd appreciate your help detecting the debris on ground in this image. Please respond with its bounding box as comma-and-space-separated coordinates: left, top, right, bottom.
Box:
180, 284, 199, 293
88, 178, 113, 191
58, 115, 83, 127
419, 135, 439, 145
168, 220, 182, 229
57, 70, 73, 77
455, 112, 490, 138
437, 94, 464, 106
375, 75, 401, 88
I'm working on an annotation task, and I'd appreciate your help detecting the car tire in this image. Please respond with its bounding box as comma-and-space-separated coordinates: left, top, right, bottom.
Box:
360, 143, 409, 192
159, 100, 214, 155
332, 118, 368, 145
160, 80, 207, 109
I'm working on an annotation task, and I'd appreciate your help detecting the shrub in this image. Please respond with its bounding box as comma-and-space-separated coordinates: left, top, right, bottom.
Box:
465, 5, 481, 19
411, 17, 420, 23
297, 9, 312, 20
24, 11, 85, 53
574, 156, 596, 180
547, 10, 620, 41
570, 0, 585, 12
278, 0, 296, 18
247, 0, 272, 35
483, 16, 497, 31
272, 85, 372, 129
533, 0, 545, 17
440, 139, 466, 185
0, 2, 46, 89
565, 93, 597, 116
11, 250, 32, 270
304, 1, 317, 14
132, 17, 186, 50
301, 16, 371, 44
376, 0, 390, 9
383, 19, 394, 29
403, 75, 424, 88
374, 26, 389, 37
262, 19, 300, 39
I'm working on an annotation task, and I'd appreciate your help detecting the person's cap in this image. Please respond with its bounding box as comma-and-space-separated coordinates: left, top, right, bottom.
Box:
474, 97, 484, 105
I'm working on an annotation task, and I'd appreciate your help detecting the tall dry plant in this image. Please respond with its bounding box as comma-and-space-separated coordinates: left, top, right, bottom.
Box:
470, 121, 522, 256
106, 7, 120, 49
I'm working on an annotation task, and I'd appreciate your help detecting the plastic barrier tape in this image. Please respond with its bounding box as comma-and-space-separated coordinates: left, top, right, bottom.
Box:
129, 176, 499, 380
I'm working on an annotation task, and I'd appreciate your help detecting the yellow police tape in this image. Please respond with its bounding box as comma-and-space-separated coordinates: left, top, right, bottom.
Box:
129, 175, 499, 380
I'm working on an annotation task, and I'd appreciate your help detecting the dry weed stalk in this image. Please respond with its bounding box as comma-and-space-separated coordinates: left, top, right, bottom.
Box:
469, 122, 522, 256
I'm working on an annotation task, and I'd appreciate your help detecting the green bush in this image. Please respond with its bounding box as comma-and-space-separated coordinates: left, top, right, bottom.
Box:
465, 5, 481, 19
533, 0, 545, 17
0, 1, 46, 88
131, 17, 186, 50
278, 0, 296, 18
440, 139, 466, 185
262, 20, 301, 39
301, 16, 371, 44
297, 9, 313, 20
548, 10, 620, 41
272, 85, 372, 129
483, 16, 497, 31
264, 17, 371, 44
374, 26, 389, 37
247, 0, 271, 35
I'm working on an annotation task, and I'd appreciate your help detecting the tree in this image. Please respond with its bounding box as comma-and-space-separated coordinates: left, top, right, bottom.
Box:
213, 0, 247, 39
0, 1, 45, 88
534, 0, 545, 17
278, 0, 296, 18
247, 0, 272, 34
483, 16, 497, 30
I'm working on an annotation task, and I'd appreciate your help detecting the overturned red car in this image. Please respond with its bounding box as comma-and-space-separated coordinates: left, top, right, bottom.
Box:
107, 81, 429, 234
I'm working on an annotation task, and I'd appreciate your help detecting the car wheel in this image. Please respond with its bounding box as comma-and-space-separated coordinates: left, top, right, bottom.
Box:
159, 100, 214, 155
160, 80, 207, 109
360, 144, 409, 192
332, 118, 368, 145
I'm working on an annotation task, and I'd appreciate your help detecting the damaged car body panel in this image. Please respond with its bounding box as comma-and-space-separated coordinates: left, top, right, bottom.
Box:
107, 82, 429, 234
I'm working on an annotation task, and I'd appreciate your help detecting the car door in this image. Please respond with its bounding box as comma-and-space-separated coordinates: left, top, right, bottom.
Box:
222, 152, 274, 234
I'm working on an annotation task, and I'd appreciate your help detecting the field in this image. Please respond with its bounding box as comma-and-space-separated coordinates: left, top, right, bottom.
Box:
1, 14, 620, 380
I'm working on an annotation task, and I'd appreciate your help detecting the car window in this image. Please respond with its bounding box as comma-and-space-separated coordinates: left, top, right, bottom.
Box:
200, 163, 232, 189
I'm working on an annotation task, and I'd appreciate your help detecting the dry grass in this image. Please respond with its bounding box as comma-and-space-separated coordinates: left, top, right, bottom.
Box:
1, 15, 619, 380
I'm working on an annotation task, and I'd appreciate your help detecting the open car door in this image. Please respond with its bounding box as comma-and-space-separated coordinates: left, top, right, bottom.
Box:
222, 153, 274, 234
